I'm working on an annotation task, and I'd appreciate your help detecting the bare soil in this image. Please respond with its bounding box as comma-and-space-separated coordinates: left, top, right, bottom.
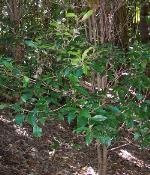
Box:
0, 110, 150, 175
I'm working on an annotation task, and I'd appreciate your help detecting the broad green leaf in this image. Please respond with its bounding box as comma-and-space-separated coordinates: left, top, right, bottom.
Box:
33, 124, 42, 137
77, 109, 91, 128
15, 114, 25, 126
23, 76, 30, 87
80, 109, 91, 118
27, 114, 36, 126
68, 74, 79, 83
66, 12, 77, 18
71, 58, 80, 65
92, 115, 107, 122
21, 92, 32, 102
75, 68, 83, 77
82, 64, 89, 75
67, 113, 76, 124
74, 127, 88, 133
81, 10, 93, 21
24, 39, 37, 48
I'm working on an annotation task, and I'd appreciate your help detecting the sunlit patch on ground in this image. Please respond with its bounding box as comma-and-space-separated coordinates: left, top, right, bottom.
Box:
0, 115, 30, 138
118, 149, 150, 169
0, 115, 11, 124
0, 113, 150, 175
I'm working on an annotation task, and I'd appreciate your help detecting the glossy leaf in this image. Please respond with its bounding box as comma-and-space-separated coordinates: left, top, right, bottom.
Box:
92, 115, 107, 122
33, 124, 42, 137
15, 114, 25, 126
66, 13, 77, 18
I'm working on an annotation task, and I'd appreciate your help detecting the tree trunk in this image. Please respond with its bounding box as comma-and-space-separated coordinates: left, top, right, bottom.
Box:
97, 143, 108, 175
6, 0, 24, 63
140, 1, 149, 43
113, 0, 128, 50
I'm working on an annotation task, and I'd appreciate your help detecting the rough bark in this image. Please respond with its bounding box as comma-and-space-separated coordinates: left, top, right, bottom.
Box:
140, 1, 149, 43
6, 0, 24, 63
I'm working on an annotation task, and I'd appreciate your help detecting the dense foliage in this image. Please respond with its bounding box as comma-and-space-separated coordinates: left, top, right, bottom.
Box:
0, 0, 150, 150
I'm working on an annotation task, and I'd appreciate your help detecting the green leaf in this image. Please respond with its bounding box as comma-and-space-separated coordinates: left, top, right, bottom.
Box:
3, 60, 13, 70
97, 135, 112, 146
66, 12, 77, 18
134, 132, 140, 141
82, 47, 93, 60
23, 76, 30, 87
11, 103, 21, 112
80, 109, 91, 118
81, 10, 93, 21
68, 50, 81, 57
77, 109, 90, 128
74, 86, 89, 96
68, 74, 79, 84
108, 105, 121, 113
136, 94, 143, 100
38, 117, 47, 125
0, 104, 10, 110
74, 126, 88, 134
24, 40, 37, 48
67, 113, 76, 124
21, 92, 32, 102
15, 114, 25, 126
71, 58, 80, 65
92, 115, 107, 122
33, 124, 42, 137
27, 114, 36, 126
82, 64, 89, 75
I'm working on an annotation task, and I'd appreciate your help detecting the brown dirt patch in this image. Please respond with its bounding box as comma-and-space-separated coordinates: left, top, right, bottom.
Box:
0, 110, 150, 175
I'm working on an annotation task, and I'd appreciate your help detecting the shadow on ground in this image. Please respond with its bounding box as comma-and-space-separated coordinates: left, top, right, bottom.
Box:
0, 111, 150, 175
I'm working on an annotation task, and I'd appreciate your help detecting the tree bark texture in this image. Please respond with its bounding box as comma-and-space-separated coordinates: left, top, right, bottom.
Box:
97, 143, 108, 175
140, 1, 150, 43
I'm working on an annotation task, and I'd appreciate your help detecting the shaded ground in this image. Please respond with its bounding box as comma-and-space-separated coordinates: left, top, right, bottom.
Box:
0, 110, 150, 175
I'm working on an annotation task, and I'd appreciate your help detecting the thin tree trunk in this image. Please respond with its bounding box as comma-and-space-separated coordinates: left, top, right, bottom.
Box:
97, 143, 108, 175
102, 144, 108, 175
97, 142, 102, 175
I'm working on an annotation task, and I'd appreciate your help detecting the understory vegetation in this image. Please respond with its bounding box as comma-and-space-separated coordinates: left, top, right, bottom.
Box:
0, 1, 150, 175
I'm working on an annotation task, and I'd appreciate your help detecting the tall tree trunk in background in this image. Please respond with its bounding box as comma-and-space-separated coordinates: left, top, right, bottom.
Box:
140, 1, 149, 43
84, 1, 129, 175
0, 0, 5, 54
113, 0, 128, 50
42, 0, 51, 28
140, 1, 150, 83
86, 1, 110, 175
6, 0, 24, 63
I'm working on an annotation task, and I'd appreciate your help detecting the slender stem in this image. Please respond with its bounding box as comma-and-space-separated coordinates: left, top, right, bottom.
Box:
97, 142, 102, 175
102, 144, 108, 175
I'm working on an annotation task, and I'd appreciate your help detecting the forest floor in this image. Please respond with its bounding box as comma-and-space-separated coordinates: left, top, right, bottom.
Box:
0, 110, 150, 175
